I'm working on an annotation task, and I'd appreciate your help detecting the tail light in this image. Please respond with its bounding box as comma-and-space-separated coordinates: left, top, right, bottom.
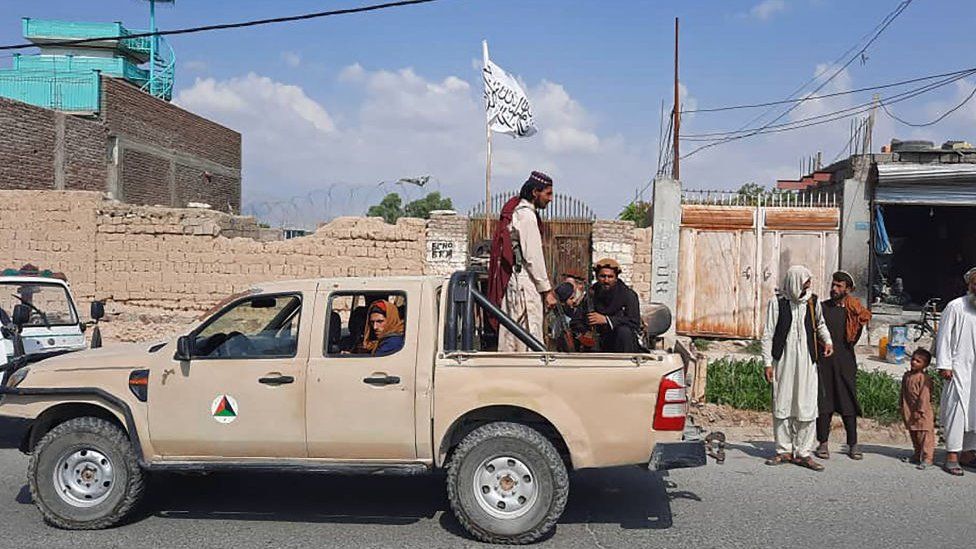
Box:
653, 367, 688, 431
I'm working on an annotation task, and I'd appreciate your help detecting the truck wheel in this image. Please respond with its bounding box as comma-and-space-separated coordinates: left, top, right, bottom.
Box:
28, 417, 145, 529
447, 422, 568, 544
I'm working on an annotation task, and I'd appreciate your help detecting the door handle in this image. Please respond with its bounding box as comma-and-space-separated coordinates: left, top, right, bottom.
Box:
363, 375, 400, 386
259, 375, 294, 386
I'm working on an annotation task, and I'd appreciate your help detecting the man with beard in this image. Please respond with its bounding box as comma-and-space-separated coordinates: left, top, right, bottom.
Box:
487, 171, 557, 352
937, 266, 976, 476
588, 258, 642, 353
549, 273, 598, 352
815, 271, 872, 461
761, 265, 834, 471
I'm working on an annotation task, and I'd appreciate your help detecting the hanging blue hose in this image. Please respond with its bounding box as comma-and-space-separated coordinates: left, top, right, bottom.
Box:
874, 205, 893, 255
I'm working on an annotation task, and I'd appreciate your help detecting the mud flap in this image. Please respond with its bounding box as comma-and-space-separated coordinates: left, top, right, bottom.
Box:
647, 441, 707, 471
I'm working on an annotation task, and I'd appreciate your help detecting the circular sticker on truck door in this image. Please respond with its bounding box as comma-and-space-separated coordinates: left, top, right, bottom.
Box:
211, 394, 239, 424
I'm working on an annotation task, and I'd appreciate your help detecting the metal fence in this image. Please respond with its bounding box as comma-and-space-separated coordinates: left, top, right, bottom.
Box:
681, 189, 839, 208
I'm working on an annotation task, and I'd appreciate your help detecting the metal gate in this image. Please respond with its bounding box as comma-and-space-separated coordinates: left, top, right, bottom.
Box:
468, 192, 595, 283
676, 191, 840, 339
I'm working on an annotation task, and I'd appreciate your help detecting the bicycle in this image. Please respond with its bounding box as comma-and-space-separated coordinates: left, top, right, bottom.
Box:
905, 298, 941, 343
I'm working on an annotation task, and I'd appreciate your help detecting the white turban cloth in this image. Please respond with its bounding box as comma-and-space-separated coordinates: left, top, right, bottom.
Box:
783, 265, 813, 303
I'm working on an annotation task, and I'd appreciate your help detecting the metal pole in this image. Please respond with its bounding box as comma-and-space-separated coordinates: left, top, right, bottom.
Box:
149, 0, 156, 96
672, 17, 680, 181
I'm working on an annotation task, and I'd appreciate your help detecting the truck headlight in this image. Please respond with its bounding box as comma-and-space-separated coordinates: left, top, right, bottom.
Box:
7, 367, 29, 388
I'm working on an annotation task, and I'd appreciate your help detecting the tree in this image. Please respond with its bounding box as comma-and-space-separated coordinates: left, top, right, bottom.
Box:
367, 191, 453, 223
619, 201, 652, 228
736, 182, 765, 198
404, 191, 453, 219
367, 193, 404, 224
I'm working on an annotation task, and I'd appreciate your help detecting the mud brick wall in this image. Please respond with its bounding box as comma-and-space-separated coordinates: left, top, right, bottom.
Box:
632, 227, 653, 306
0, 191, 100, 300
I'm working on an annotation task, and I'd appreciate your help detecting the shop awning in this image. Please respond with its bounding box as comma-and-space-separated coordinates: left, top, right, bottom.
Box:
875, 163, 976, 205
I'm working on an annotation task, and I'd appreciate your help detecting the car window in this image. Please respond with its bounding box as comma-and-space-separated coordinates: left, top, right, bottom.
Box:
326, 292, 407, 357
192, 294, 301, 359
0, 282, 78, 327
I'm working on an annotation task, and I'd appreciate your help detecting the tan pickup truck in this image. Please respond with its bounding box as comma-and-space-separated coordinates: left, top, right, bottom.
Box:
0, 270, 702, 544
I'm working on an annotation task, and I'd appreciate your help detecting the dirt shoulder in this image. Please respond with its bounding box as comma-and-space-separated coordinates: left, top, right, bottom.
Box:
691, 403, 911, 446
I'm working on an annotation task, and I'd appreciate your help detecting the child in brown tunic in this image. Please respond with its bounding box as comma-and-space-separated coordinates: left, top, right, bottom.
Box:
901, 348, 935, 469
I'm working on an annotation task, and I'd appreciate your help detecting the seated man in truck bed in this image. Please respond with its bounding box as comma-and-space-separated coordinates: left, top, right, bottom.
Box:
587, 258, 644, 353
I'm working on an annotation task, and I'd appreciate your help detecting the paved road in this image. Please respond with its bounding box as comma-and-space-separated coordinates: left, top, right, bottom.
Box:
0, 440, 974, 549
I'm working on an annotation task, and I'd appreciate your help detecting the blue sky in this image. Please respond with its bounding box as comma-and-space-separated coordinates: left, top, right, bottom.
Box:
2, 0, 973, 223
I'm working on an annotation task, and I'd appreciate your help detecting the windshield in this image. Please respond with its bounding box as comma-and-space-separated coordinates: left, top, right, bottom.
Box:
0, 282, 78, 327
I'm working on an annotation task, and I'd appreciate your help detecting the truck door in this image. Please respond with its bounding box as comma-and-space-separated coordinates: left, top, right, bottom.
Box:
305, 283, 420, 459
149, 291, 310, 458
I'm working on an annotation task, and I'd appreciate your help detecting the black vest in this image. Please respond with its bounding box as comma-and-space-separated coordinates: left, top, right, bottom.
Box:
771, 295, 818, 363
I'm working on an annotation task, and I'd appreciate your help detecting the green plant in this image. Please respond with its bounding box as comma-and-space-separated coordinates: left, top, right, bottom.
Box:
744, 339, 762, 355
618, 201, 652, 228
691, 337, 712, 351
367, 192, 453, 223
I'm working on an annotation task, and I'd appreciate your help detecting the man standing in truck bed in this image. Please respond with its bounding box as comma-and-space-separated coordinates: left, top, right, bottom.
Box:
488, 171, 557, 352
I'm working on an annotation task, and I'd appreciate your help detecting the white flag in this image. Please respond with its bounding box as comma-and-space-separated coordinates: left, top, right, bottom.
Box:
483, 47, 536, 138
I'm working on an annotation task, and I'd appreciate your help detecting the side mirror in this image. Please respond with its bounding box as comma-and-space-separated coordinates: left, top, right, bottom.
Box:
12, 304, 30, 327
91, 301, 105, 321
173, 335, 193, 362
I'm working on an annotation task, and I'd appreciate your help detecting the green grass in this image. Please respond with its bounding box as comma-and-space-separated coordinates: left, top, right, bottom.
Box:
743, 339, 762, 356
691, 337, 712, 351
704, 358, 945, 425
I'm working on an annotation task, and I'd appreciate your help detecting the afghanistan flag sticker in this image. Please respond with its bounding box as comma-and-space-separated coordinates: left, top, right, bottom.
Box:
211, 394, 239, 424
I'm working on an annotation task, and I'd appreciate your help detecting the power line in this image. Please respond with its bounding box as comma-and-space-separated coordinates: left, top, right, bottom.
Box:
682, 0, 914, 160
681, 67, 976, 113
0, 0, 441, 51
680, 69, 976, 140
880, 82, 976, 127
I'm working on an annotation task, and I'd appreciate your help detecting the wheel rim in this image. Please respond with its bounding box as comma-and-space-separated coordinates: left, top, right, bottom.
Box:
52, 448, 116, 508
472, 455, 539, 519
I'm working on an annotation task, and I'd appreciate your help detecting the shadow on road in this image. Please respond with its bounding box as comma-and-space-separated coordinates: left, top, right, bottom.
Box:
118, 465, 687, 537
728, 440, 920, 464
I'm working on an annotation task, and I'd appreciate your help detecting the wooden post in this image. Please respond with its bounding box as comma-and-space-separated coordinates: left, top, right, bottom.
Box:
483, 40, 493, 237
672, 17, 680, 181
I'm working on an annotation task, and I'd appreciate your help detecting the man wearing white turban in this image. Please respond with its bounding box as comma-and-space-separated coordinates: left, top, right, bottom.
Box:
937, 266, 976, 476
761, 265, 834, 471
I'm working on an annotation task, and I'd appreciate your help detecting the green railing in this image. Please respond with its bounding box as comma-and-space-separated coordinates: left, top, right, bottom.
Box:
0, 69, 101, 113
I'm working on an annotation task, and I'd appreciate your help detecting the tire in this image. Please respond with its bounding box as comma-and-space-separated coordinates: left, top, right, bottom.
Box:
28, 417, 145, 529
446, 422, 569, 544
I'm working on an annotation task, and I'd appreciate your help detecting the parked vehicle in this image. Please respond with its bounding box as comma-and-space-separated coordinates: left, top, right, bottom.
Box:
0, 266, 104, 385
0, 270, 703, 544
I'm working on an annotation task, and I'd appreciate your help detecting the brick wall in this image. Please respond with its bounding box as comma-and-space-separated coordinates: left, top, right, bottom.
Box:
120, 148, 171, 206
425, 211, 469, 276
632, 227, 653, 306
0, 98, 58, 190
0, 79, 241, 212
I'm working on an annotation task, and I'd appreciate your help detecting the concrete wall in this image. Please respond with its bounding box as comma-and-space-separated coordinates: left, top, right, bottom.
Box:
0, 78, 242, 213
840, 156, 873, 300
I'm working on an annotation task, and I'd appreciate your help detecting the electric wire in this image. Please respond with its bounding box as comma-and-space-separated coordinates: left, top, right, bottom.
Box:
0, 0, 441, 51
880, 81, 976, 127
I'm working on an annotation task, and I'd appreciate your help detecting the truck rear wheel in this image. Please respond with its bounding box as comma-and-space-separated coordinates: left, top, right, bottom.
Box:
447, 422, 568, 544
28, 417, 145, 529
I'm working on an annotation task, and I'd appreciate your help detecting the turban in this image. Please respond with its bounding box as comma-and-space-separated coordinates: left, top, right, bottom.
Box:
965, 266, 976, 284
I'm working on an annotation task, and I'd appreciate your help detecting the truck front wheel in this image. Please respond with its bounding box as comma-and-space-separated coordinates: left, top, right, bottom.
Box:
447, 422, 569, 544
28, 417, 145, 529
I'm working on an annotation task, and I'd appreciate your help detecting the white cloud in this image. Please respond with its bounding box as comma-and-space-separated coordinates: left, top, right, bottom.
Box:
750, 0, 786, 20
172, 66, 654, 221
281, 51, 301, 68
176, 73, 335, 133
183, 60, 208, 73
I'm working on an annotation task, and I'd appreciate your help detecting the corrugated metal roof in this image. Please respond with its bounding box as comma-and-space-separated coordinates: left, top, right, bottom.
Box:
875, 163, 976, 205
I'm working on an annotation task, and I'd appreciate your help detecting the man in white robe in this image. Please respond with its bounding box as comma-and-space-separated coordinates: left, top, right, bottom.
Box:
497, 173, 557, 352
762, 265, 834, 470
937, 266, 976, 475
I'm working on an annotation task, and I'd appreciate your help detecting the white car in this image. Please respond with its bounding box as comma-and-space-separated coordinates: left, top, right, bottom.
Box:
0, 269, 89, 381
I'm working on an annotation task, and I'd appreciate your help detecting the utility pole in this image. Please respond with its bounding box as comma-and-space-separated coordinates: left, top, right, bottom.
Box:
866, 93, 880, 154
672, 17, 680, 181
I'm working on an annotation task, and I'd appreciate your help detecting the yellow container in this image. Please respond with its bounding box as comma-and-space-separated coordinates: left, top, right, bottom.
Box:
879, 336, 888, 360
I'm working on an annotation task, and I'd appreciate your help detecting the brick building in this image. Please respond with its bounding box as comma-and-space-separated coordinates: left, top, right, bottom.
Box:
0, 18, 241, 212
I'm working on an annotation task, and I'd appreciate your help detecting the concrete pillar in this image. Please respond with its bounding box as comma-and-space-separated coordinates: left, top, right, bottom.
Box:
840, 176, 872, 301
424, 210, 469, 276
53, 112, 66, 190
650, 177, 681, 339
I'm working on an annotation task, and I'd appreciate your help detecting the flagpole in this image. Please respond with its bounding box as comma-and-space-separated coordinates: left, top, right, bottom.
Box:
482, 40, 493, 238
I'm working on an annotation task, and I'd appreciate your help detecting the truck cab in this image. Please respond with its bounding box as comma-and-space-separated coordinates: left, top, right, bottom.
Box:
0, 268, 87, 373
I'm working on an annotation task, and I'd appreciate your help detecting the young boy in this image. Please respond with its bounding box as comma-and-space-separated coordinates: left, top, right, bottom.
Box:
900, 348, 935, 469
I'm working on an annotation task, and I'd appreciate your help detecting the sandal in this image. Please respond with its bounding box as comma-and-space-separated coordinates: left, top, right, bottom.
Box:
814, 443, 829, 460
795, 456, 825, 472
765, 453, 794, 466
900, 456, 920, 465
943, 462, 964, 476
848, 445, 863, 460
